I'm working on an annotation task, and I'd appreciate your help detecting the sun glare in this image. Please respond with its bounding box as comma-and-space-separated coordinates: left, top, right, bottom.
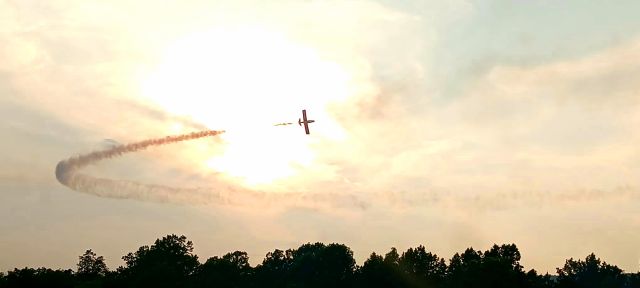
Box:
140, 26, 351, 187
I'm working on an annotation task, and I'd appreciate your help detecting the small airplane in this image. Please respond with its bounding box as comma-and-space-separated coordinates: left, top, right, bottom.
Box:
273, 110, 315, 134
298, 109, 315, 134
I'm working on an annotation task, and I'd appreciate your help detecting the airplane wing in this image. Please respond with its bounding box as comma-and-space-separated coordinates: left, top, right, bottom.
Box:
302, 109, 310, 134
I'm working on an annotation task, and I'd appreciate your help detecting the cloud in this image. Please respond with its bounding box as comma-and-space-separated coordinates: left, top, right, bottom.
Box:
438, 38, 640, 193
1, 0, 638, 209
297, 36, 640, 214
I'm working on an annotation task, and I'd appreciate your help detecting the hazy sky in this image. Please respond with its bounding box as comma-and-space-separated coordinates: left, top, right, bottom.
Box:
2, 0, 640, 273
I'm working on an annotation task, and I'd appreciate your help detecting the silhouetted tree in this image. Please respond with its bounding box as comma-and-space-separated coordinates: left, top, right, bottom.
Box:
118, 234, 199, 288
385, 247, 401, 266
446, 247, 483, 288
254, 249, 294, 288
77, 249, 109, 278
358, 252, 383, 286
480, 244, 527, 287
524, 269, 557, 288
191, 251, 251, 288
288, 242, 355, 288
626, 272, 640, 288
3, 267, 74, 288
358, 251, 404, 288
74, 249, 109, 288
446, 244, 535, 288
556, 253, 626, 288
398, 245, 447, 287
6, 235, 640, 288
358, 246, 431, 288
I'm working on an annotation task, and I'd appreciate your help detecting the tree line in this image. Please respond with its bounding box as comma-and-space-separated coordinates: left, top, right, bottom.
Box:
1, 234, 638, 288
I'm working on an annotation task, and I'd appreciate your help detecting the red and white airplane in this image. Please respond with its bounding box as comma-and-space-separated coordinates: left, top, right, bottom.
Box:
273, 109, 315, 134
298, 109, 315, 134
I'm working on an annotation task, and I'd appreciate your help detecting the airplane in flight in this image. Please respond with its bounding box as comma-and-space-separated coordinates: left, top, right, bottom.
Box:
298, 109, 315, 134
273, 110, 315, 134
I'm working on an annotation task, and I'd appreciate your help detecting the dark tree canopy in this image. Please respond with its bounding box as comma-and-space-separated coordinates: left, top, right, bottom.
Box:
445, 244, 532, 288
77, 250, 109, 278
118, 234, 199, 288
359, 252, 384, 285
191, 251, 252, 288
3, 267, 74, 288
287, 242, 356, 288
556, 253, 628, 288
385, 247, 401, 265
398, 245, 447, 286
358, 249, 404, 288
260, 248, 293, 273
2, 234, 639, 288
254, 249, 294, 288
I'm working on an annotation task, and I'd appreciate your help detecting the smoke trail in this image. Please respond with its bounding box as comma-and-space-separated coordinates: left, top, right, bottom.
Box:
54, 130, 368, 209
55, 130, 225, 195
57, 172, 268, 206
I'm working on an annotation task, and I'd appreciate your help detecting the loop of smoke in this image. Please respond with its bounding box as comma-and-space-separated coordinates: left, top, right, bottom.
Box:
53, 129, 638, 210
54, 130, 368, 209
56, 130, 225, 186
54, 130, 242, 205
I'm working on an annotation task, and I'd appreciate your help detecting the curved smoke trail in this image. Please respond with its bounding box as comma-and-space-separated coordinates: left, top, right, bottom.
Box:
55, 129, 368, 208
54, 130, 240, 204
56, 130, 224, 185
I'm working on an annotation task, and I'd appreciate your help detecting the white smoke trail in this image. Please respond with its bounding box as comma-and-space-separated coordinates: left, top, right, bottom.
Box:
56, 130, 224, 185
54, 130, 368, 208
54, 130, 236, 204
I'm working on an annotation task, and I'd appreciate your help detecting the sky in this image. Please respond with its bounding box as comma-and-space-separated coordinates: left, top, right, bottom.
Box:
1, 0, 640, 273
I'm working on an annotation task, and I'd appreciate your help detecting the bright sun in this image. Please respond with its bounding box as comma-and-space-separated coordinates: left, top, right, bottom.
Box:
140, 26, 351, 188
